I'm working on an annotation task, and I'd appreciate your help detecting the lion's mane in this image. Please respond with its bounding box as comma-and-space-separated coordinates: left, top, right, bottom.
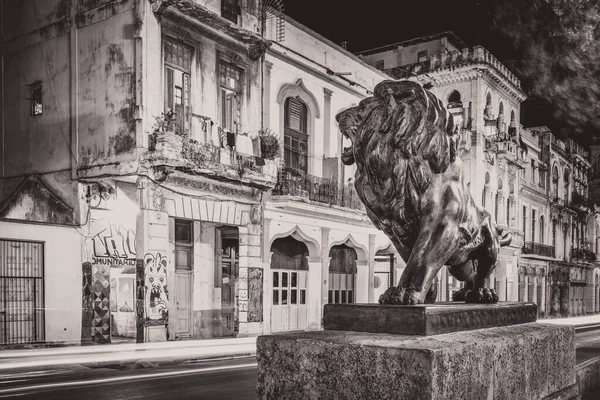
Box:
350, 80, 457, 249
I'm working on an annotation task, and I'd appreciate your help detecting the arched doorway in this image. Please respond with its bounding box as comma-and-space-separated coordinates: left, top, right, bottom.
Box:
373, 246, 395, 302
328, 244, 358, 304
270, 236, 309, 332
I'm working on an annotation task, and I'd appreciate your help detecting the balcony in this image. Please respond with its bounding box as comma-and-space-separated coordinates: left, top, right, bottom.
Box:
144, 131, 277, 188
571, 248, 596, 263
495, 140, 527, 169
272, 168, 365, 211
522, 241, 555, 258
571, 191, 592, 210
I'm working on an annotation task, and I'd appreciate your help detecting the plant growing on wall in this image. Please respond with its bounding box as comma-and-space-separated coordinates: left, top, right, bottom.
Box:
258, 128, 281, 160
148, 111, 178, 151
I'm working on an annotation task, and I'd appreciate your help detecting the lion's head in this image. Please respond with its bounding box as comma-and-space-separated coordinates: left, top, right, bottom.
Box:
335, 80, 459, 248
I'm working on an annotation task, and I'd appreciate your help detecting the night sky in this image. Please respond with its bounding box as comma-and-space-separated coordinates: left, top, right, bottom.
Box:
284, 0, 600, 144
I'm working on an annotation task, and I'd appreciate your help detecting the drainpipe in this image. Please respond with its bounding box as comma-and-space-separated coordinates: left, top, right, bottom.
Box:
70, 0, 79, 182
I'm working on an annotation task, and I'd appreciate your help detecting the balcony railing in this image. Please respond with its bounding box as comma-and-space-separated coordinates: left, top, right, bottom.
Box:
522, 242, 555, 258
571, 248, 596, 262
273, 168, 365, 211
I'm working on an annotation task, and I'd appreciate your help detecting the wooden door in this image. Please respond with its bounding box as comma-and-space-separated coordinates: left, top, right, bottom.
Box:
221, 239, 238, 336
175, 272, 191, 336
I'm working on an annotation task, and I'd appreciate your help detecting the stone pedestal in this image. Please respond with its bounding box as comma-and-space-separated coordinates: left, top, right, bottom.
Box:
257, 303, 576, 400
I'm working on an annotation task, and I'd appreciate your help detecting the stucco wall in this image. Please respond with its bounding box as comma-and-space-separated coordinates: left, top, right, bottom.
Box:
0, 221, 82, 344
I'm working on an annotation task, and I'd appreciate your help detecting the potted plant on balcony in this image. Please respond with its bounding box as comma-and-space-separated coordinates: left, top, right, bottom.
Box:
258, 128, 281, 160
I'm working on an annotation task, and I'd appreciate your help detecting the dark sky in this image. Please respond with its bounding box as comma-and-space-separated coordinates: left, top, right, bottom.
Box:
284, 0, 600, 144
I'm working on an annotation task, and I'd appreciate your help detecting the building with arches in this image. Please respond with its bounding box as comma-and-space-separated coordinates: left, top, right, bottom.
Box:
358, 31, 528, 302
261, 17, 395, 333
530, 126, 599, 318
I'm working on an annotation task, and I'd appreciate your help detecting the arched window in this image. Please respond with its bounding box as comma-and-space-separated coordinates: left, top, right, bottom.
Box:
552, 219, 557, 248
284, 97, 309, 174
498, 102, 504, 116
510, 110, 516, 127
539, 215, 545, 244
448, 91, 462, 109
328, 244, 358, 304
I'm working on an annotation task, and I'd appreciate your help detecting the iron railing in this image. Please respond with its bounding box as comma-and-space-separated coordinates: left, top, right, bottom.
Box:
522, 241, 555, 258
273, 169, 365, 210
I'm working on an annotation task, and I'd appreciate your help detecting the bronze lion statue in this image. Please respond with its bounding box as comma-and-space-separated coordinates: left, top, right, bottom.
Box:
336, 80, 512, 305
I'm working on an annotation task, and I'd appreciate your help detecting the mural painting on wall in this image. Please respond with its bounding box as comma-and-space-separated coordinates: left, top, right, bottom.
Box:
81, 262, 93, 344
248, 267, 263, 322
91, 263, 111, 343
144, 253, 169, 321
84, 214, 137, 344
136, 258, 145, 343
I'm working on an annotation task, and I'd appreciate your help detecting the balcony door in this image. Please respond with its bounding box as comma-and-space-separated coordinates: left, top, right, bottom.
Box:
284, 97, 308, 174
163, 38, 192, 135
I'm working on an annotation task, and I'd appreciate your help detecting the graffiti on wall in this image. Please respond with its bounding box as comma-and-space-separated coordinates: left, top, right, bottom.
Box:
91, 224, 136, 266
248, 267, 263, 323
144, 253, 169, 321
91, 264, 111, 343
81, 262, 93, 343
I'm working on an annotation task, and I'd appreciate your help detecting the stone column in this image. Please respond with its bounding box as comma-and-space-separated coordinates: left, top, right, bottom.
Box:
308, 257, 323, 330
356, 260, 369, 303
237, 225, 250, 334
323, 88, 332, 157
368, 234, 376, 303
321, 228, 330, 324
262, 219, 272, 333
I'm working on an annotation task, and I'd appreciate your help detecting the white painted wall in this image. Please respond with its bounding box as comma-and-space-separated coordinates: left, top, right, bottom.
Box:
0, 221, 82, 344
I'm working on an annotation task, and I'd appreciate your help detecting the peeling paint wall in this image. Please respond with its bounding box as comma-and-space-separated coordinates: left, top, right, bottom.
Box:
1, 0, 138, 179
77, 7, 138, 167
144, 4, 264, 146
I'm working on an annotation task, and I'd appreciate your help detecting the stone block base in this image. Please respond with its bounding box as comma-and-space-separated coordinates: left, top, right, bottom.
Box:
257, 323, 575, 400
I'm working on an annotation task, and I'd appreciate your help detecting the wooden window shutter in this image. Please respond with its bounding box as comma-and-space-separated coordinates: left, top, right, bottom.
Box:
165, 67, 174, 112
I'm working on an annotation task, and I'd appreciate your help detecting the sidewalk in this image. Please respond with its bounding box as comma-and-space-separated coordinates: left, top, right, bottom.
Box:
539, 314, 600, 328
0, 337, 257, 371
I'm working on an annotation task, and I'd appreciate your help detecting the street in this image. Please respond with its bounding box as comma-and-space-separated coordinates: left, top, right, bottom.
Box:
0, 357, 257, 400
576, 328, 600, 364
0, 329, 598, 400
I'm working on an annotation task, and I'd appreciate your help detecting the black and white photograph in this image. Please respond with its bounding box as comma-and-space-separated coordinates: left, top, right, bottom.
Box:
1, 0, 600, 399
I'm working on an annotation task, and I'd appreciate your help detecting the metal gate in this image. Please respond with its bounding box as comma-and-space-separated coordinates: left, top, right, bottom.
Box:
373, 256, 393, 301
0, 239, 45, 345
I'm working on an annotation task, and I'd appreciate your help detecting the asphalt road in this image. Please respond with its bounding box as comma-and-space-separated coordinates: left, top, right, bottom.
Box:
0, 357, 257, 400
575, 328, 600, 364
1, 330, 600, 400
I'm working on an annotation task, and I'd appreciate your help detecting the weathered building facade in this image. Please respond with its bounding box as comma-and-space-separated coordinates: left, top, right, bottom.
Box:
358, 32, 527, 302
0, 0, 275, 345
261, 17, 394, 333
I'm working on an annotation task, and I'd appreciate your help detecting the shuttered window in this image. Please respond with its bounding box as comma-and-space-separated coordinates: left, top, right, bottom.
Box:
284, 97, 308, 174
285, 97, 307, 133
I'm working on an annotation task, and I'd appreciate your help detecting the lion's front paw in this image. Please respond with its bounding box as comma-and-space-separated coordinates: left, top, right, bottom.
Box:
379, 287, 404, 304
465, 288, 499, 304
379, 287, 423, 305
